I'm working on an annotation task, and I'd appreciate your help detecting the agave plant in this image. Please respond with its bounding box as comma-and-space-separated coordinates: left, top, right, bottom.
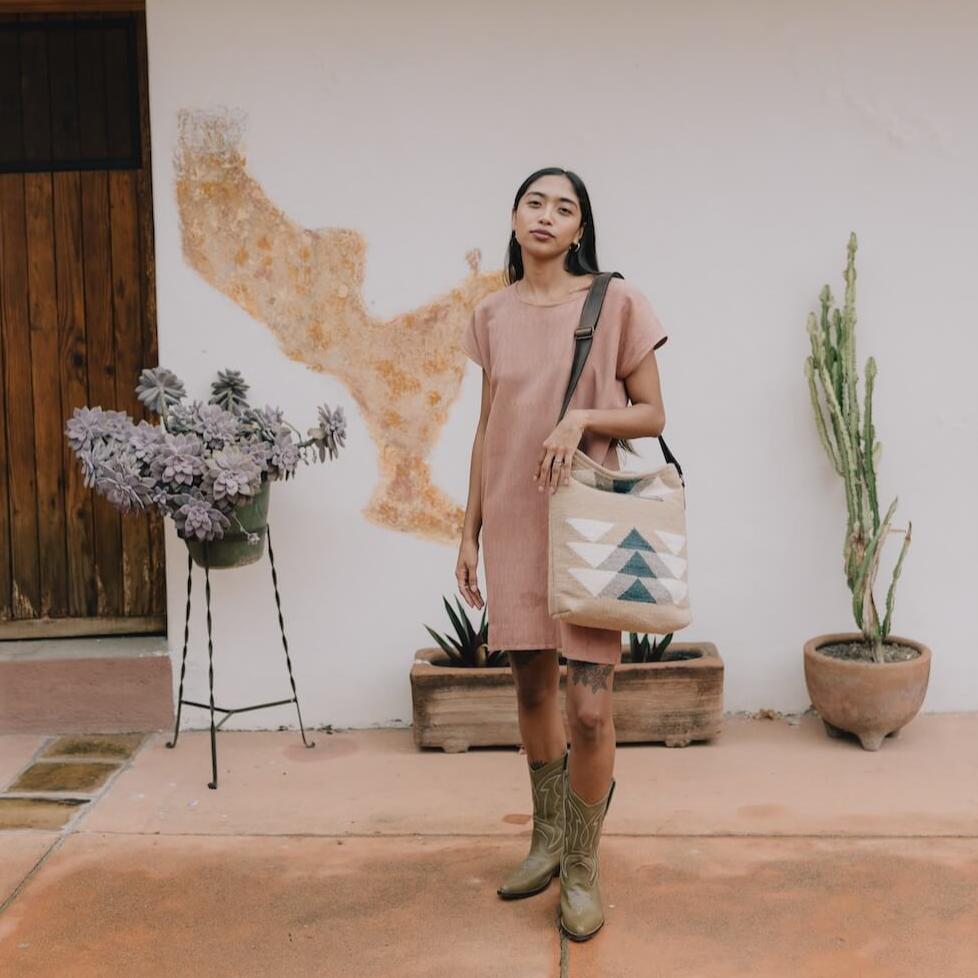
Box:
628, 631, 673, 663
424, 597, 505, 668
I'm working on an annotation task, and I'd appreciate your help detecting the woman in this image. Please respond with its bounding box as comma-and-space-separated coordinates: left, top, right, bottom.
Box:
456, 167, 668, 941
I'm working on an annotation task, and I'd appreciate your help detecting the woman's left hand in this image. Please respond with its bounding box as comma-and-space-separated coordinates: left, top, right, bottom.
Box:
534, 410, 588, 494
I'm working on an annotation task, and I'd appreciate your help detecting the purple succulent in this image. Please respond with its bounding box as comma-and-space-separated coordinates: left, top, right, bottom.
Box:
135, 367, 187, 414
128, 420, 166, 462
152, 433, 206, 487
269, 433, 300, 479
77, 440, 114, 488
172, 494, 232, 541
94, 453, 154, 513
197, 403, 242, 448
245, 440, 272, 469
206, 445, 262, 502
307, 404, 347, 461
241, 404, 286, 442
165, 400, 205, 436
66, 365, 349, 536
66, 407, 109, 452
209, 369, 250, 414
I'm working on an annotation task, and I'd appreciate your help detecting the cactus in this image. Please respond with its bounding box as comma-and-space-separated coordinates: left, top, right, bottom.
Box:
805, 233, 912, 663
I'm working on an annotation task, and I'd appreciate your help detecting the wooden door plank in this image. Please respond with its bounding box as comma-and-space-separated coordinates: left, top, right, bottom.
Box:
53, 169, 97, 617
17, 22, 52, 166
133, 11, 164, 617
79, 169, 122, 616
24, 171, 68, 617
74, 18, 107, 164
46, 17, 80, 163
108, 168, 150, 616
0, 11, 17, 619
0, 172, 41, 618
0, 23, 24, 167
102, 19, 135, 164
0, 613, 162, 640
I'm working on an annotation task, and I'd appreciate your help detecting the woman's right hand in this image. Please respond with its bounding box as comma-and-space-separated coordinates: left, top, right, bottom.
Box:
456, 537, 484, 610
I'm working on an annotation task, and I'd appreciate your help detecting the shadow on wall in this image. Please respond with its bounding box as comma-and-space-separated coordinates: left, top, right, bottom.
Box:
174, 107, 503, 543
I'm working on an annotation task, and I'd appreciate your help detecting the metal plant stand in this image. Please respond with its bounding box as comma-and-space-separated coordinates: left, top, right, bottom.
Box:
165, 526, 315, 788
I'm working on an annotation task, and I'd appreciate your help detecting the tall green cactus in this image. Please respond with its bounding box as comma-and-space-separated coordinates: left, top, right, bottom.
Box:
804, 233, 912, 663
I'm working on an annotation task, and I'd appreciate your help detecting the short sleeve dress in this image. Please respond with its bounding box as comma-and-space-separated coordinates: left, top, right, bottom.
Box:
460, 276, 668, 665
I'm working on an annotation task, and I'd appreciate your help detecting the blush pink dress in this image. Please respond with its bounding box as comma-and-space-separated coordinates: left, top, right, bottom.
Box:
460, 276, 668, 665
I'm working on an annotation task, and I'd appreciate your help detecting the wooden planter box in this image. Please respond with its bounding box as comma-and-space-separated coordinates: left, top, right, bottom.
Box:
410, 643, 723, 752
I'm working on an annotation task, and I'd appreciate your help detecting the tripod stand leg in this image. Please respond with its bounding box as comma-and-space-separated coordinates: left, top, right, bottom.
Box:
204, 546, 220, 789
166, 550, 194, 749
267, 526, 316, 749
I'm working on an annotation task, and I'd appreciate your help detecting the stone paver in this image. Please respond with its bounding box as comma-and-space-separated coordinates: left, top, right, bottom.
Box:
10, 762, 119, 794
41, 734, 144, 760
0, 799, 89, 832
0, 833, 559, 978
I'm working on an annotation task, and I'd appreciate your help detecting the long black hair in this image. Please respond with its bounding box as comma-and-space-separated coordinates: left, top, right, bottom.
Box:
504, 167, 637, 457
505, 167, 601, 285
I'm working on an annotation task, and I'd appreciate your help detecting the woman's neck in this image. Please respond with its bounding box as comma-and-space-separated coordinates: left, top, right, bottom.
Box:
519, 257, 583, 302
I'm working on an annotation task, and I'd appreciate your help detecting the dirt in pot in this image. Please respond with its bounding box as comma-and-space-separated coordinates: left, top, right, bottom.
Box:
817, 640, 920, 663
620, 649, 702, 665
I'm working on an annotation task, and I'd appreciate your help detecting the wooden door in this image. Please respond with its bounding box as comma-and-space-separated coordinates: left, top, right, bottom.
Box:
0, 9, 165, 638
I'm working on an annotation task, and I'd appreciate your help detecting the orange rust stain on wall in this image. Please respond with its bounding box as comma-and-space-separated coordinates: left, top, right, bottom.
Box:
174, 108, 505, 543
374, 359, 422, 397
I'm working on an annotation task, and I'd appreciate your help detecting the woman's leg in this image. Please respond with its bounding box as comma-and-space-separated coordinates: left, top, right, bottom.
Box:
565, 660, 615, 802
508, 650, 565, 762
497, 649, 566, 899
560, 658, 616, 939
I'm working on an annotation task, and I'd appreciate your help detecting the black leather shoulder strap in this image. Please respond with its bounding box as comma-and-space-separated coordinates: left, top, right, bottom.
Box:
557, 272, 621, 421
557, 271, 683, 482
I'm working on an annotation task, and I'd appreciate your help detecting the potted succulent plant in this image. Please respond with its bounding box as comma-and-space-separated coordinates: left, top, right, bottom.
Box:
411, 600, 723, 751
65, 367, 347, 568
803, 234, 929, 750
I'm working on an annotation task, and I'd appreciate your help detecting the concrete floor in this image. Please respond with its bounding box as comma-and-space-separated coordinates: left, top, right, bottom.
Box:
0, 713, 976, 977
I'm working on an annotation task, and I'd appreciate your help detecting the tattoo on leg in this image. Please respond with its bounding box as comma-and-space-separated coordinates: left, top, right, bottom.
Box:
568, 661, 614, 694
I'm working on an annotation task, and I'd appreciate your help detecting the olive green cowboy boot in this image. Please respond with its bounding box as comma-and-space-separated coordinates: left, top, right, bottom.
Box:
497, 752, 567, 899
559, 771, 616, 941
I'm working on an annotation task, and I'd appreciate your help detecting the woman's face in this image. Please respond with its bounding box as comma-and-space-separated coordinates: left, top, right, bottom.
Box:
511, 174, 583, 260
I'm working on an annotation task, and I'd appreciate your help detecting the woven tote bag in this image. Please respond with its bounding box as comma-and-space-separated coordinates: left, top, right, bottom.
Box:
546, 272, 692, 634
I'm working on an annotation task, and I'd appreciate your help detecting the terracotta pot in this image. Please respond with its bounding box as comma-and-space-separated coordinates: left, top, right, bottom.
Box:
410, 642, 723, 752
803, 632, 931, 751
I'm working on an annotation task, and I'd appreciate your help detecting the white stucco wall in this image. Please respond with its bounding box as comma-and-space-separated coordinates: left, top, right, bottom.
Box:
146, 0, 978, 728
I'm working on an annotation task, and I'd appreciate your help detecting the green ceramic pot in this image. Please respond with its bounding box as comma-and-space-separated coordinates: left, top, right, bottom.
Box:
186, 481, 271, 569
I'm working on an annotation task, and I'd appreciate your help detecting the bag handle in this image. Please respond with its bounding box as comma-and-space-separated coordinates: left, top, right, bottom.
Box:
557, 271, 684, 483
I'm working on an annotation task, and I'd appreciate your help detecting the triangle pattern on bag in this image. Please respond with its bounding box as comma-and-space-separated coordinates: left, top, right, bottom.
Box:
566, 517, 616, 542
653, 530, 686, 555
656, 553, 687, 577
657, 578, 688, 603
618, 528, 654, 552
567, 541, 619, 568
618, 578, 656, 603
619, 551, 656, 579
569, 567, 620, 597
